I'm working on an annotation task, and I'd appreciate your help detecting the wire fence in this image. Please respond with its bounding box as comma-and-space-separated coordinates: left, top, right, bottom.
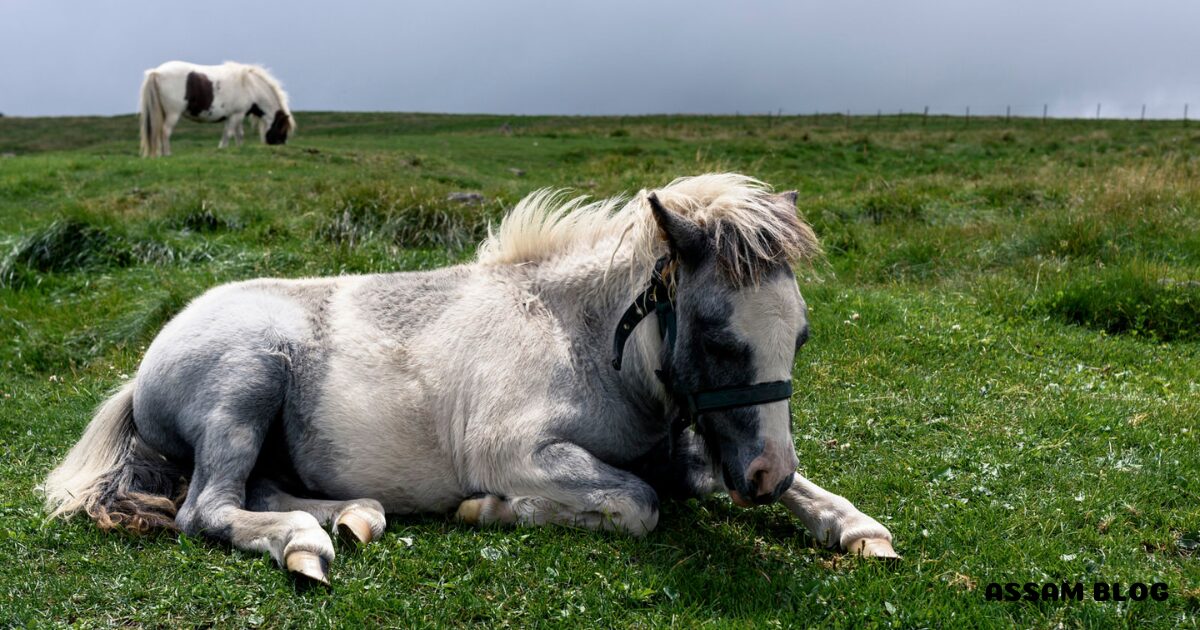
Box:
783, 103, 1195, 126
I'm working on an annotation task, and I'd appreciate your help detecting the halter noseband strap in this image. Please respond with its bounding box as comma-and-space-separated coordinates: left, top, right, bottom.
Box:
611, 255, 793, 429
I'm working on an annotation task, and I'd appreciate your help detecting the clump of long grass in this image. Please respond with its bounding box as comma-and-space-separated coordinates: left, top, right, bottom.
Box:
859, 184, 928, 225
1011, 161, 1200, 265
0, 217, 216, 289
1030, 260, 1200, 342
316, 183, 497, 251
0, 219, 126, 287
15, 283, 196, 373
169, 205, 241, 234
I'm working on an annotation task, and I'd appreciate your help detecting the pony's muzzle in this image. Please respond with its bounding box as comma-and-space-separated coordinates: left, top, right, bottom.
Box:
739, 442, 798, 505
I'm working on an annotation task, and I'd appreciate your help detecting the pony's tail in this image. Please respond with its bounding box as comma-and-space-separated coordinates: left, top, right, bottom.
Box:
138, 72, 165, 158
40, 381, 185, 533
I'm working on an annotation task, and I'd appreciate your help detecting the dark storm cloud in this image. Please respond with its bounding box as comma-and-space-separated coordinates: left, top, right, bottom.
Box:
1, 0, 1198, 118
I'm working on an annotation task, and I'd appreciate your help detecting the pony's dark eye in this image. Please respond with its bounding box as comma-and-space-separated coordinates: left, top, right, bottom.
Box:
795, 325, 810, 350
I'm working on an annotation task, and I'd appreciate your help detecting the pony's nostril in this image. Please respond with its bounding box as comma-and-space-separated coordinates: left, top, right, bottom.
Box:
752, 468, 768, 494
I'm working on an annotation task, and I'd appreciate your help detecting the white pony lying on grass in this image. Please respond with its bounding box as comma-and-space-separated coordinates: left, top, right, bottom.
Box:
43, 174, 897, 585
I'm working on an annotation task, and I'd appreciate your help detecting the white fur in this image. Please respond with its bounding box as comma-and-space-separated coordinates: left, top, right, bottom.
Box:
729, 276, 806, 487
40, 381, 136, 519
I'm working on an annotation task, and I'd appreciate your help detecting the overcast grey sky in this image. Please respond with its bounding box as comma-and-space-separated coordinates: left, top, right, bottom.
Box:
2, 1, 1198, 118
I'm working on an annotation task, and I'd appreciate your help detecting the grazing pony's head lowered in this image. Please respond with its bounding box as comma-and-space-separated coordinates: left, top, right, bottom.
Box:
479, 173, 822, 506
245, 65, 294, 145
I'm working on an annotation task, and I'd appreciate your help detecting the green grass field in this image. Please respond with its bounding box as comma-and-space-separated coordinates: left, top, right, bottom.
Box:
1, 112, 1198, 627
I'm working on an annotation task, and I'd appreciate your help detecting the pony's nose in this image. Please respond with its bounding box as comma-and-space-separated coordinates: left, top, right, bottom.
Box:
745, 452, 795, 503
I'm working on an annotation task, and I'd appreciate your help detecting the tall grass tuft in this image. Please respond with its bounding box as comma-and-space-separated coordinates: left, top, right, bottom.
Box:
0, 218, 215, 288
0, 219, 126, 287
859, 185, 927, 225
317, 183, 497, 251
1030, 260, 1200, 341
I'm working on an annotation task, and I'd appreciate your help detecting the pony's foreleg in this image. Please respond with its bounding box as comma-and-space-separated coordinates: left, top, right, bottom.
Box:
457, 441, 659, 535
649, 429, 898, 558
780, 474, 898, 558
246, 478, 386, 545
234, 116, 245, 146
219, 114, 245, 149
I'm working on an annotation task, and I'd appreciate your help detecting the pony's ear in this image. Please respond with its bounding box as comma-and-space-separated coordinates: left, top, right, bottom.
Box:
648, 193, 706, 263
779, 190, 799, 206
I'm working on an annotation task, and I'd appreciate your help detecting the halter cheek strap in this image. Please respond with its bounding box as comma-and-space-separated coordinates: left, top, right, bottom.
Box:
611, 256, 675, 370
611, 255, 793, 428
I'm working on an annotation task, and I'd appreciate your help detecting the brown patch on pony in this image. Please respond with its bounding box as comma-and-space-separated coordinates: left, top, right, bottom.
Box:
185, 71, 215, 117
247, 103, 265, 118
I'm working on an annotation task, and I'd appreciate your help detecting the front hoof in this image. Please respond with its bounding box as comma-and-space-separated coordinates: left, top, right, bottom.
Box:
456, 495, 509, 526
335, 508, 382, 545
285, 550, 330, 586
456, 498, 485, 524
846, 537, 900, 560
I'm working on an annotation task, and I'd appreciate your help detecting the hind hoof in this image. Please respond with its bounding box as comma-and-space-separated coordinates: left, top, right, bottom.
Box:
286, 550, 330, 585
336, 510, 377, 545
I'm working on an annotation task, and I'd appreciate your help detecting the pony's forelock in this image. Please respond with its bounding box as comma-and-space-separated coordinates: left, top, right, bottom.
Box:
476, 173, 821, 285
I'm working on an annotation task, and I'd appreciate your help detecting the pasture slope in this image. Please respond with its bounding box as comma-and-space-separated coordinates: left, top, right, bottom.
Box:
0, 113, 1198, 628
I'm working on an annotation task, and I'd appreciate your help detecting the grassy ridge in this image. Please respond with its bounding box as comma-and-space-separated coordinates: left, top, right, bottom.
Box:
1, 113, 1197, 627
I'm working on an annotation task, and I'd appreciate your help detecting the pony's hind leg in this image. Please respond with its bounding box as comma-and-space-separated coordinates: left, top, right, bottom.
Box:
161, 110, 181, 156
175, 429, 337, 584
457, 441, 659, 535
165, 354, 337, 584
246, 478, 387, 545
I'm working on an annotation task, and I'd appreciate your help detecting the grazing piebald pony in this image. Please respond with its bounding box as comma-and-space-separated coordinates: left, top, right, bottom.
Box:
139, 61, 294, 157
42, 174, 897, 584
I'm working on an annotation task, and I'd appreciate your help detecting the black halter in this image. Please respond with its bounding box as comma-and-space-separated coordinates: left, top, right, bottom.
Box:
611, 255, 794, 429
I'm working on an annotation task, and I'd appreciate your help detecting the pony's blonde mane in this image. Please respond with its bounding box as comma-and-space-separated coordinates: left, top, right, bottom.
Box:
477, 173, 821, 284
237, 63, 293, 123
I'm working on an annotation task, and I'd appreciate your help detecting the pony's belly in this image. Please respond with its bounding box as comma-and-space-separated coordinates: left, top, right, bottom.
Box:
182, 108, 232, 123
318, 471, 465, 515
296, 361, 464, 514
296, 436, 468, 516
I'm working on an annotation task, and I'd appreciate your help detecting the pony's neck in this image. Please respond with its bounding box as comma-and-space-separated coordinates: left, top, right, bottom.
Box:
248, 72, 284, 114
531, 232, 673, 422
